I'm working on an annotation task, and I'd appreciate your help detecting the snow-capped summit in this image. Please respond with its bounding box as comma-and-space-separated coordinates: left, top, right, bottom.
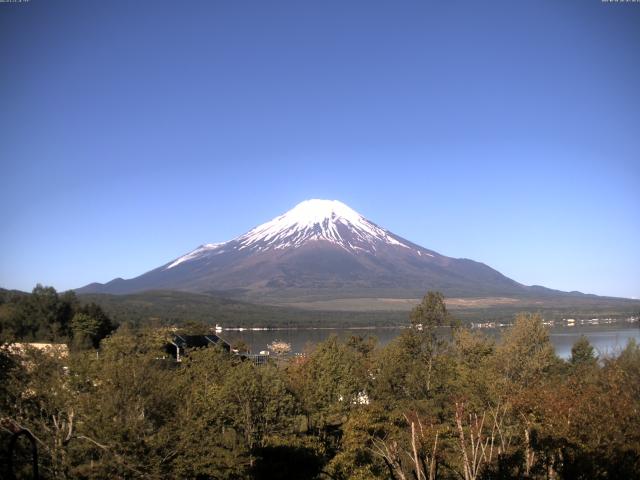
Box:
236, 199, 409, 252
163, 200, 412, 271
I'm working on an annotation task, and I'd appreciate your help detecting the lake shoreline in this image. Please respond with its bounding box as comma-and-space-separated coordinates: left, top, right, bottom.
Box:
221, 319, 639, 360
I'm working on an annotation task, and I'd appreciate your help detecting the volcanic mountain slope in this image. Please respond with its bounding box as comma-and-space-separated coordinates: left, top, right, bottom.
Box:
78, 199, 571, 301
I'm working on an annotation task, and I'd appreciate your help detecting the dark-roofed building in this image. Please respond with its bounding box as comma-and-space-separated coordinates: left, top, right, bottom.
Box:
165, 333, 270, 365
166, 334, 231, 362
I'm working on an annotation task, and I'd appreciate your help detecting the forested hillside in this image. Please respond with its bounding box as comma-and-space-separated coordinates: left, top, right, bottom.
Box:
2, 293, 639, 479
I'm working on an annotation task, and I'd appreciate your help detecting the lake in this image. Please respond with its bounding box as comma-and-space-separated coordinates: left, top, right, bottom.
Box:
222, 321, 640, 359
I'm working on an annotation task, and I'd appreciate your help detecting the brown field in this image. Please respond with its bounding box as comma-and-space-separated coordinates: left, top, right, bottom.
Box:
277, 296, 525, 312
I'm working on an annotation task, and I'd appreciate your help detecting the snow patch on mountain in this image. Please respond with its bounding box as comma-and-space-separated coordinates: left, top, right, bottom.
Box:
166, 243, 224, 269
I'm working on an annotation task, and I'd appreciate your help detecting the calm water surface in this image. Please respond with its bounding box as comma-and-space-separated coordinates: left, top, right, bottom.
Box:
223, 323, 640, 359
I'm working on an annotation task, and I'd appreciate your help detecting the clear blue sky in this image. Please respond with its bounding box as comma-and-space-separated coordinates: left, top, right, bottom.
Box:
1, 1, 638, 298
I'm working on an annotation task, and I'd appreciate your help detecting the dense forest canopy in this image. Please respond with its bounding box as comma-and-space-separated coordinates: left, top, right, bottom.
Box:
0, 285, 116, 349
1, 289, 639, 479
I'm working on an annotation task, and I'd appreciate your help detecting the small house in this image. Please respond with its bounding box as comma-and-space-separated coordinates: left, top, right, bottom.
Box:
165, 334, 230, 362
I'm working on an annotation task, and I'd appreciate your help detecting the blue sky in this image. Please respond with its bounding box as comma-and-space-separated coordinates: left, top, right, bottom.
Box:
1, 0, 638, 298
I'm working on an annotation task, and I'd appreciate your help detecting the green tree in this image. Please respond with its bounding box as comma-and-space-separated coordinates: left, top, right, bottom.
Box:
492, 314, 562, 477
30, 285, 75, 341
570, 335, 598, 367
68, 329, 181, 478
221, 362, 297, 459
289, 336, 368, 429
372, 329, 433, 403
71, 313, 101, 350
70, 303, 115, 349
0, 345, 77, 479
0, 285, 76, 342
493, 313, 559, 391
326, 404, 399, 480
169, 347, 248, 479
409, 291, 453, 329
450, 328, 495, 407
0, 285, 109, 346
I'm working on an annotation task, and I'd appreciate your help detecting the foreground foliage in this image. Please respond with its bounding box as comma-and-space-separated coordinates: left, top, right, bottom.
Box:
1, 292, 639, 479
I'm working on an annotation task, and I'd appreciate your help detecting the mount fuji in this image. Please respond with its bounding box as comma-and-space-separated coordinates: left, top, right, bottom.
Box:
78, 199, 569, 301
